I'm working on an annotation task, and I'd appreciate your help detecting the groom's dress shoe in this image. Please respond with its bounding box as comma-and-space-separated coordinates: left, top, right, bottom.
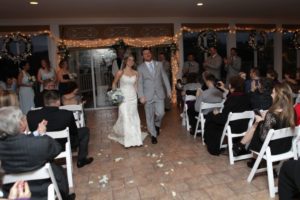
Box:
77, 157, 94, 168
151, 136, 158, 144
155, 126, 160, 136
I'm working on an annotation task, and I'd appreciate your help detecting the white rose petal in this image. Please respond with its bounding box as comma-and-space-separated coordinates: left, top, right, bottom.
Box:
177, 161, 183, 165
97, 153, 102, 156
114, 157, 124, 162
160, 183, 165, 187
151, 153, 157, 158
88, 181, 94, 184
156, 159, 161, 163
171, 191, 176, 197
127, 180, 134, 184
165, 171, 170, 175
170, 168, 174, 172
157, 163, 164, 168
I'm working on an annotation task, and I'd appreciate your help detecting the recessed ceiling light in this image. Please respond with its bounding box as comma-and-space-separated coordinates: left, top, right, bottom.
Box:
197, 2, 204, 6
29, 1, 39, 5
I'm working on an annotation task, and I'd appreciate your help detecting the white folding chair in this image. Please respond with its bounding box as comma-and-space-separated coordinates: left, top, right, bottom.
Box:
182, 95, 196, 132
2, 163, 62, 200
46, 127, 74, 189
60, 104, 85, 128
220, 111, 255, 165
194, 100, 225, 145
247, 126, 300, 198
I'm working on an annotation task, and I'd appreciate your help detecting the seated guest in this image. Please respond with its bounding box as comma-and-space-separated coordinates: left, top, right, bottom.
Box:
195, 72, 224, 115
204, 76, 251, 155
34, 79, 57, 107
284, 71, 299, 93
248, 78, 273, 110
245, 68, 260, 93
0, 76, 17, 93
192, 72, 224, 136
182, 73, 202, 134
0, 90, 19, 108
0, 106, 74, 200
233, 83, 295, 167
279, 159, 300, 199
266, 68, 280, 86
62, 81, 84, 105
27, 90, 93, 168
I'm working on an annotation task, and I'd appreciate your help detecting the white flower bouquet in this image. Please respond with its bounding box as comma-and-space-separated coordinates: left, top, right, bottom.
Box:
28, 75, 36, 83
107, 88, 124, 105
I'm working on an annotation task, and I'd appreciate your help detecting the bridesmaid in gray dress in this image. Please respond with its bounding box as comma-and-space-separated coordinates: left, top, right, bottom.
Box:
18, 61, 35, 114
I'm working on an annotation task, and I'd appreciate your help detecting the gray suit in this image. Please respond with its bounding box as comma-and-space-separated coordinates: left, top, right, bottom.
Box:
203, 54, 222, 80
225, 55, 241, 84
138, 61, 171, 137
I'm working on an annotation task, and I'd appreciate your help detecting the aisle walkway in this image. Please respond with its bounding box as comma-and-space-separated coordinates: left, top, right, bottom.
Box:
73, 106, 277, 200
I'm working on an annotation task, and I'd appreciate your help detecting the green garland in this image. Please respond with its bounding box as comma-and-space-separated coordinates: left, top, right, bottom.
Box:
293, 31, 300, 50
1, 33, 32, 63
197, 30, 217, 53
248, 30, 267, 51
57, 42, 70, 60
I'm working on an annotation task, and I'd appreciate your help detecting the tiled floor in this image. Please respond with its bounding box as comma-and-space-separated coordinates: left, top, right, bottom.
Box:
73, 106, 278, 200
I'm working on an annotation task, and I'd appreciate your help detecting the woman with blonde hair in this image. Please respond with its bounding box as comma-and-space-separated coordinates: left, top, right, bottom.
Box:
233, 82, 296, 161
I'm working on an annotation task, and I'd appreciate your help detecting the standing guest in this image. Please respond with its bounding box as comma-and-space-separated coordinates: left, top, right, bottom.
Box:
182, 53, 200, 77
18, 61, 35, 114
204, 76, 251, 155
203, 47, 222, 80
245, 68, 260, 93
159, 52, 172, 111
0, 106, 75, 200
112, 48, 126, 77
138, 48, 171, 144
224, 48, 241, 84
27, 90, 93, 168
233, 83, 295, 166
37, 59, 56, 92
0, 90, 19, 108
57, 60, 72, 95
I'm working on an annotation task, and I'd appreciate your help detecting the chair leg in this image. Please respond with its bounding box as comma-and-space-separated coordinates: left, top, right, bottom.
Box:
201, 119, 205, 145
266, 158, 275, 198
194, 118, 199, 139
228, 135, 234, 165
247, 155, 263, 183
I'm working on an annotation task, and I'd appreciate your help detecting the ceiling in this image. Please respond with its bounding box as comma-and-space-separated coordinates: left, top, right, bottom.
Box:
1, 0, 300, 20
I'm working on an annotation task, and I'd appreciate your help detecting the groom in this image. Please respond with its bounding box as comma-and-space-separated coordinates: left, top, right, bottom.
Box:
138, 48, 171, 144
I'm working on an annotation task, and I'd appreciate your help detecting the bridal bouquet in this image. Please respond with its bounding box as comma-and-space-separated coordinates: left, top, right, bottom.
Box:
107, 88, 124, 105
28, 75, 36, 83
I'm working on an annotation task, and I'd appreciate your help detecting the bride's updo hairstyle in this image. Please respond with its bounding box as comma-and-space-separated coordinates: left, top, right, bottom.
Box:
121, 54, 136, 70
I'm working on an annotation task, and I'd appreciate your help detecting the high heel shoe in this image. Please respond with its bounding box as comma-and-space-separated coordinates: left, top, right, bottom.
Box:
232, 142, 248, 156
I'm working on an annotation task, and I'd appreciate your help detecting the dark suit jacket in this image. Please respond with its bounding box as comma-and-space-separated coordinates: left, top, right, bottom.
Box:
27, 106, 79, 148
0, 134, 68, 200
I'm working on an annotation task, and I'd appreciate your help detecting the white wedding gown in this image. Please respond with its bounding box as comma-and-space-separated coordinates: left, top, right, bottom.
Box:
108, 75, 147, 147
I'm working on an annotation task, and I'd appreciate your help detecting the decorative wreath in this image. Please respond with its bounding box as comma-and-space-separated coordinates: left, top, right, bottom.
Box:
170, 43, 178, 54
248, 30, 267, 51
1, 33, 32, 63
112, 39, 127, 50
57, 42, 70, 60
197, 30, 217, 53
292, 31, 300, 50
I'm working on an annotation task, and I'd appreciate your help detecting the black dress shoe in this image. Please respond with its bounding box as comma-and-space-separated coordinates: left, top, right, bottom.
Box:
155, 126, 160, 136
151, 136, 158, 144
232, 142, 248, 156
67, 193, 76, 200
77, 157, 94, 168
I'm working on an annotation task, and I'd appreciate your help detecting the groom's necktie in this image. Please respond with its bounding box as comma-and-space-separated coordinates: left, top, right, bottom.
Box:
149, 62, 155, 75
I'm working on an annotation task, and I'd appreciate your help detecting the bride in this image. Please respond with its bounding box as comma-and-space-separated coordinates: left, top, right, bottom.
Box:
108, 55, 147, 147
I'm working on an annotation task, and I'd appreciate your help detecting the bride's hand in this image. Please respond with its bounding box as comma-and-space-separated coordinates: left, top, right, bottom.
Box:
140, 97, 146, 104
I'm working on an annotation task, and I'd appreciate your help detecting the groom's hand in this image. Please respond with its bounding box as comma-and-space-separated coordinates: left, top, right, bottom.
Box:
140, 97, 146, 104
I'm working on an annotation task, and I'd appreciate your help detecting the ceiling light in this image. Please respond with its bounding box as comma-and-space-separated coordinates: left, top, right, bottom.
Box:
197, 2, 203, 6
29, 1, 39, 5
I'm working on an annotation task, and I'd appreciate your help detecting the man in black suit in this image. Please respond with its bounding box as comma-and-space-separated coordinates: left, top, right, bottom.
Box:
27, 90, 93, 168
279, 160, 300, 199
0, 106, 74, 200
34, 79, 57, 107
